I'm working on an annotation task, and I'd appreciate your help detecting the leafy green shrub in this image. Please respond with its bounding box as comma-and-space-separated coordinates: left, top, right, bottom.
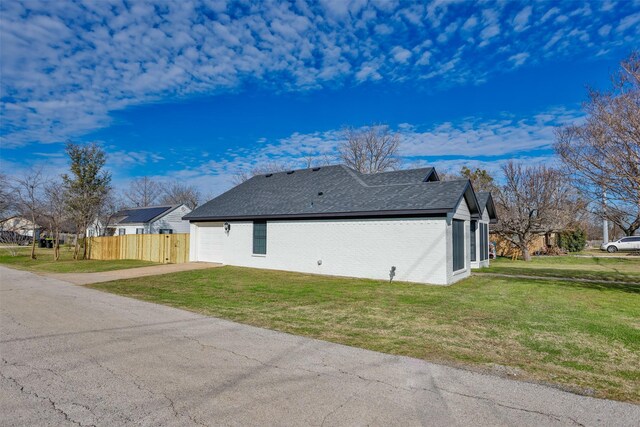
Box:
557, 228, 587, 252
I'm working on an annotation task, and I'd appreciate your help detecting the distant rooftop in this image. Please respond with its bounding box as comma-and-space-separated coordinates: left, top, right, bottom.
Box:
113, 205, 179, 224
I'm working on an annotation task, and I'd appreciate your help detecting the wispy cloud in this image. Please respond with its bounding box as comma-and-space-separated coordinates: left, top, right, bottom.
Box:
155, 107, 583, 196
1, 0, 637, 148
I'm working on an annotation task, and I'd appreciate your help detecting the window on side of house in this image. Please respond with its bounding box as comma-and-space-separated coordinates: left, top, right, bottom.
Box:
118, 228, 125, 236
159, 229, 173, 234
452, 219, 465, 272
253, 221, 267, 255
485, 224, 489, 260
480, 223, 489, 261
470, 220, 477, 262
136, 228, 144, 234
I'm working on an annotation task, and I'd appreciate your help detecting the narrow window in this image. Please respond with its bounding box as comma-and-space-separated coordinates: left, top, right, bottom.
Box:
470, 220, 477, 262
253, 221, 267, 255
118, 228, 125, 236
452, 219, 465, 272
480, 223, 489, 261
484, 224, 489, 260
136, 228, 144, 234
159, 229, 173, 234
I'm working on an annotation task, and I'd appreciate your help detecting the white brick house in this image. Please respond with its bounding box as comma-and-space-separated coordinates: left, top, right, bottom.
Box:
184, 165, 497, 285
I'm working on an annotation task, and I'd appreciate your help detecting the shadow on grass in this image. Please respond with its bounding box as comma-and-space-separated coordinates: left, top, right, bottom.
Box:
517, 276, 640, 294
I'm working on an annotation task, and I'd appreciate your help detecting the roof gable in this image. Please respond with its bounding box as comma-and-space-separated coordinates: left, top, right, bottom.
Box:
186, 165, 480, 221
476, 192, 498, 222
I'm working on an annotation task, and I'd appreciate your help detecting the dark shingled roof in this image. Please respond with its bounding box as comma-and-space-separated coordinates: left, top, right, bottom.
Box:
476, 192, 498, 222
185, 165, 481, 221
114, 205, 176, 224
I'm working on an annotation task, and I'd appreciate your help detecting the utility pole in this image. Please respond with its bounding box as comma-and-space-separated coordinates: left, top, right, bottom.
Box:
602, 189, 609, 244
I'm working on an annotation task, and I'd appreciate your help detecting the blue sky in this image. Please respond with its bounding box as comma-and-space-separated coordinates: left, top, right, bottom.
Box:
1, 0, 639, 196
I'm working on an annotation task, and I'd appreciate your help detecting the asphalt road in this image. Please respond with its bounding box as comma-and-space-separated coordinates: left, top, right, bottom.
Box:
1, 266, 638, 426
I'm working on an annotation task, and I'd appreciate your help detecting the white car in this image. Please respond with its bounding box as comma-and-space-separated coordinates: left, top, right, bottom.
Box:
600, 236, 640, 253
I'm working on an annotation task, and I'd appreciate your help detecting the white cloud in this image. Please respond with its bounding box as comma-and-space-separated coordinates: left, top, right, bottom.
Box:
0, 0, 637, 150
508, 52, 530, 67
616, 12, 640, 33
391, 46, 412, 63
163, 107, 584, 197
513, 6, 533, 32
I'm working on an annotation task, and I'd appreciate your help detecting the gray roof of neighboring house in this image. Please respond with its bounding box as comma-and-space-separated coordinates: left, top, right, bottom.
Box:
185, 165, 481, 221
113, 205, 180, 224
476, 192, 498, 222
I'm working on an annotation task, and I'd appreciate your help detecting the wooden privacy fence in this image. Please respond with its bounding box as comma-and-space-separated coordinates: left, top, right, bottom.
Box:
88, 233, 190, 264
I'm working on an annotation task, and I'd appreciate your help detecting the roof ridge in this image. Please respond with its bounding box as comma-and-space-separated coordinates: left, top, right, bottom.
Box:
339, 164, 369, 187
121, 204, 174, 211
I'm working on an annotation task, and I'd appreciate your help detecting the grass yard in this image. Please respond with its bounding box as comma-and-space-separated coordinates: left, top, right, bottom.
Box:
0, 246, 157, 273
480, 256, 640, 283
89, 265, 640, 403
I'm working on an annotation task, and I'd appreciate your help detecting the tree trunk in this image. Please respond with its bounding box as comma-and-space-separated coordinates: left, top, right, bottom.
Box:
82, 230, 88, 260
521, 245, 531, 262
73, 233, 80, 260
53, 229, 60, 261
30, 221, 37, 260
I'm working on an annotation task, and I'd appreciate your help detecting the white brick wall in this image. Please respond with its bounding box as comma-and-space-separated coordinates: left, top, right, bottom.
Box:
191, 217, 454, 285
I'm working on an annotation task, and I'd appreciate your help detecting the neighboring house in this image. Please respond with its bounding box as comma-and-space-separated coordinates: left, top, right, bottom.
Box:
184, 165, 497, 285
91, 204, 192, 236
0, 216, 41, 237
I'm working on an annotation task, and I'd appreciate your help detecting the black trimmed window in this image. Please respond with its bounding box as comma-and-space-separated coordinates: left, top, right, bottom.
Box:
136, 228, 144, 234
118, 228, 125, 236
159, 229, 173, 234
470, 220, 477, 262
253, 221, 267, 255
452, 219, 465, 272
480, 223, 489, 261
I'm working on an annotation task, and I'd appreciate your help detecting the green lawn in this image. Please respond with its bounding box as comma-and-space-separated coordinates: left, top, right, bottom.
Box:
0, 246, 157, 273
89, 265, 640, 403
479, 256, 640, 283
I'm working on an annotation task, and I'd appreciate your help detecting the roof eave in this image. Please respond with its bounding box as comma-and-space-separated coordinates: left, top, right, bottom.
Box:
185, 208, 453, 222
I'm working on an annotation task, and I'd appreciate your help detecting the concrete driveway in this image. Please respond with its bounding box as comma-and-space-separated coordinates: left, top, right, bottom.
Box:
40, 262, 221, 285
1, 266, 638, 426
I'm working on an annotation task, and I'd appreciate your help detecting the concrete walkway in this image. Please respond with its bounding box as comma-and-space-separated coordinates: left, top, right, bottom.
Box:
1, 266, 638, 426
40, 262, 222, 285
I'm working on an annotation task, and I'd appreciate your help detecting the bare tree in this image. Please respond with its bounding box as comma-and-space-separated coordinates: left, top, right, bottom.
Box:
0, 173, 16, 221
160, 181, 201, 209
555, 51, 640, 236
93, 191, 123, 237
340, 124, 401, 174
62, 142, 112, 260
124, 176, 162, 207
42, 180, 68, 261
13, 169, 45, 260
493, 162, 580, 261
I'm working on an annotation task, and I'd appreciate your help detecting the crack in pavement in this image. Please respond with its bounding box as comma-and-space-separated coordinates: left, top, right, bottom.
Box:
181, 333, 417, 394
319, 389, 360, 427
87, 355, 209, 426
179, 335, 589, 426
435, 387, 587, 426
0, 360, 96, 427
